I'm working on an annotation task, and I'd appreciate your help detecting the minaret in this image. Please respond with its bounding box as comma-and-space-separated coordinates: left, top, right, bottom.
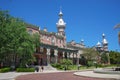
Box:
80, 39, 84, 45
102, 33, 108, 51
56, 9, 66, 36
96, 41, 102, 51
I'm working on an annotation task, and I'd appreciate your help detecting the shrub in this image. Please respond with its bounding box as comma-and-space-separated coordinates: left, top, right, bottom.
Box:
51, 63, 64, 70
16, 68, 35, 72
0, 68, 11, 73
97, 64, 103, 67
60, 59, 72, 66
51, 63, 61, 67
87, 61, 94, 67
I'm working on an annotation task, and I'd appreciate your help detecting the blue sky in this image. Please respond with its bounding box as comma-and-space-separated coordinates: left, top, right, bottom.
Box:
0, 0, 120, 51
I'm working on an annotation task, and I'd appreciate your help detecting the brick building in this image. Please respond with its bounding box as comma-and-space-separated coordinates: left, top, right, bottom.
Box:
26, 10, 85, 65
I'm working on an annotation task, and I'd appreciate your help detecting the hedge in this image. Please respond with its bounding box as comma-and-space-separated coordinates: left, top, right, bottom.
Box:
0, 68, 11, 73
16, 68, 35, 72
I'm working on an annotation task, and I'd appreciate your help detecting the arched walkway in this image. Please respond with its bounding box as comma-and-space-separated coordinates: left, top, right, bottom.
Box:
50, 49, 55, 63
58, 51, 63, 63
34, 47, 47, 66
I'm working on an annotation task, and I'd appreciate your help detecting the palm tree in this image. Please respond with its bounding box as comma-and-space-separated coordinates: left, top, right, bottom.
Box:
114, 24, 120, 29
114, 23, 120, 45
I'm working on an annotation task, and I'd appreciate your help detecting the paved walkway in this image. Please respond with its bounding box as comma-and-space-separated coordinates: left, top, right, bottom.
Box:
0, 70, 63, 80
0, 70, 120, 80
15, 71, 110, 80
0, 72, 33, 80
74, 71, 120, 80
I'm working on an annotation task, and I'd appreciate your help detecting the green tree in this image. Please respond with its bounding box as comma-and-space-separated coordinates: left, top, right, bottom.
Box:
82, 48, 99, 61
0, 10, 38, 68
32, 33, 40, 53
109, 51, 120, 65
60, 59, 72, 70
79, 56, 87, 66
101, 53, 108, 64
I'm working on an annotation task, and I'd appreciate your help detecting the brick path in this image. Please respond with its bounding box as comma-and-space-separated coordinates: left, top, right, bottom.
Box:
15, 72, 113, 80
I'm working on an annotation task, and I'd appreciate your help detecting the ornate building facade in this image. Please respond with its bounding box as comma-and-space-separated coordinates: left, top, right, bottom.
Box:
26, 10, 85, 65
96, 33, 108, 52
95, 33, 110, 64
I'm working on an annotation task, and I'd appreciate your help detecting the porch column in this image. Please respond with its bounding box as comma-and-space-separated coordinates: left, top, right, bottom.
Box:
67, 52, 69, 59
69, 52, 72, 59
54, 49, 58, 63
63, 52, 65, 58
73, 53, 77, 65
47, 48, 50, 64
73, 53, 75, 59
76, 53, 78, 65
77, 52, 80, 65
68, 52, 71, 59
72, 53, 74, 64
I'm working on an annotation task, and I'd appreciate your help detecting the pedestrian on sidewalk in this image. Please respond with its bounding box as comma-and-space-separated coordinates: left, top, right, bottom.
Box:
64, 65, 67, 71
35, 66, 39, 72
41, 66, 44, 72
78, 64, 81, 70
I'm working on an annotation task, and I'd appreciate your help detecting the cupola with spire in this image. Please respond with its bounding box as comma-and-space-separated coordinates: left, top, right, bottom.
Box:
102, 33, 108, 51
80, 39, 84, 46
56, 9, 66, 36
102, 33, 108, 45
96, 41, 102, 51
96, 41, 101, 47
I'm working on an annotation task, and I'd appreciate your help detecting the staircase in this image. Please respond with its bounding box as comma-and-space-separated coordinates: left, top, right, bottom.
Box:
42, 64, 57, 71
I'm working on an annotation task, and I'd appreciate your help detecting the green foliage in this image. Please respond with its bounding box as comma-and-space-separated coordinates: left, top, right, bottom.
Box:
51, 59, 72, 70
60, 59, 72, 70
96, 64, 103, 67
60, 59, 72, 65
16, 68, 35, 72
79, 56, 87, 66
51, 63, 60, 68
109, 51, 120, 65
32, 33, 40, 48
87, 61, 94, 67
51, 63, 95, 70
101, 53, 109, 64
0, 10, 39, 68
82, 48, 99, 61
51, 63, 64, 70
0, 68, 11, 73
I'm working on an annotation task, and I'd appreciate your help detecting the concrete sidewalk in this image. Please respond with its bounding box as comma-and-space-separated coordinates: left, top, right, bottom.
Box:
0, 70, 63, 80
0, 72, 34, 80
0, 70, 120, 80
74, 71, 120, 80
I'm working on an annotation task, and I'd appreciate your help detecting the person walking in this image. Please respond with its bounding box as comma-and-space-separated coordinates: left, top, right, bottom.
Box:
78, 64, 81, 70
35, 66, 39, 72
64, 65, 67, 71
41, 66, 44, 72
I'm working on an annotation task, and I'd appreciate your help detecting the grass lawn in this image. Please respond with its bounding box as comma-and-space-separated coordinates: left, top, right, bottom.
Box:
51, 63, 118, 70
